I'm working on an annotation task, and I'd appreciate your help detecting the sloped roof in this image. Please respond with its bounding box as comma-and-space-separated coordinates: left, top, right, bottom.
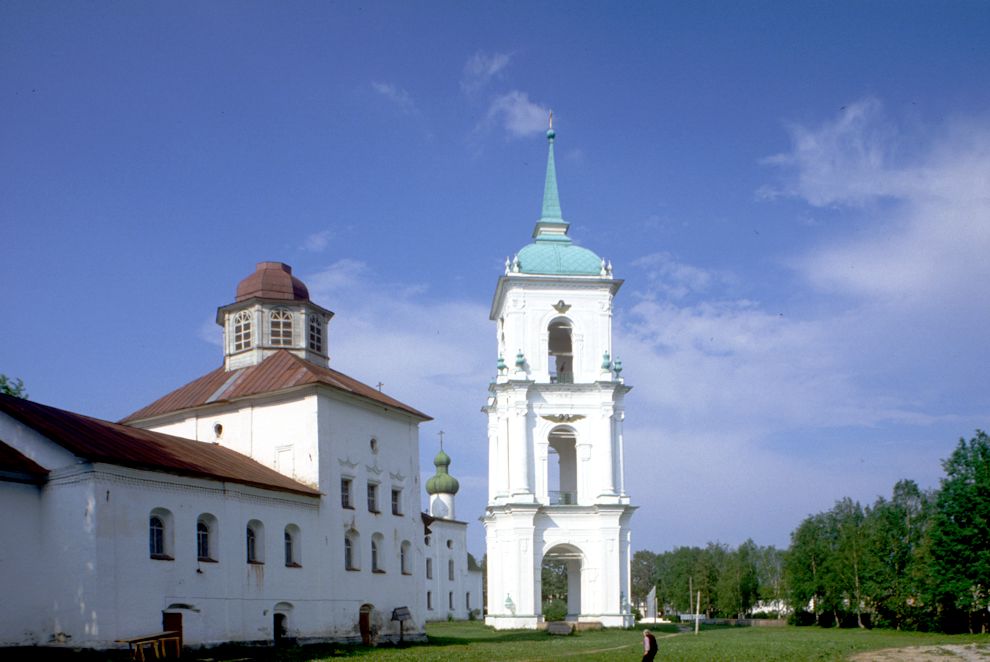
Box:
0, 393, 319, 497
121, 350, 430, 424
0, 439, 48, 482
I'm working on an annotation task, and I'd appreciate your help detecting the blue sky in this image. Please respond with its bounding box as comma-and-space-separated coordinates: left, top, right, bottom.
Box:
3, 2, 989, 558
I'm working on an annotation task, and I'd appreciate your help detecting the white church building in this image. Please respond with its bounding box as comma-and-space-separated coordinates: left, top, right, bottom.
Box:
0, 261, 475, 650
483, 123, 636, 629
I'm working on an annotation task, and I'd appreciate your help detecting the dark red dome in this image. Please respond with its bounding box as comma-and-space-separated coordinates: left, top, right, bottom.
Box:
235, 262, 310, 302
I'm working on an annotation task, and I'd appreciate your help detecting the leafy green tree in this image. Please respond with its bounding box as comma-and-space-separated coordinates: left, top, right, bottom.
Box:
716, 540, 760, 618
754, 545, 786, 612
929, 431, 990, 633
0, 374, 27, 399
786, 512, 834, 624
830, 498, 870, 628
865, 480, 933, 630
541, 558, 568, 603
631, 549, 658, 607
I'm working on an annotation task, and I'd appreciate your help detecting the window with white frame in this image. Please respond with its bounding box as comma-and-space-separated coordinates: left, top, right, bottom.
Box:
400, 541, 411, 575
426, 557, 433, 579
233, 310, 253, 352
448, 558, 455, 581
341, 477, 354, 509
391, 487, 402, 515
246, 520, 265, 564
449, 591, 454, 610
308, 314, 323, 352
371, 534, 384, 573
149, 508, 173, 560
367, 482, 379, 513
197, 513, 217, 562
344, 530, 360, 570
270, 308, 293, 346
284, 524, 301, 567
427, 591, 433, 610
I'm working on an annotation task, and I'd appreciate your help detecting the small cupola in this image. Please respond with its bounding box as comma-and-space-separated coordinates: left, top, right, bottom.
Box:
426, 442, 460, 520
216, 262, 334, 371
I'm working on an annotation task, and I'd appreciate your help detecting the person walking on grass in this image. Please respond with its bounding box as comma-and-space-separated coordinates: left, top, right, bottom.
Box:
642, 628, 658, 662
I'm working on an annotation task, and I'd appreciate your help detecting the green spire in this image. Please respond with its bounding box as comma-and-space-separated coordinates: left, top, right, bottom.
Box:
532, 111, 570, 241
541, 120, 563, 222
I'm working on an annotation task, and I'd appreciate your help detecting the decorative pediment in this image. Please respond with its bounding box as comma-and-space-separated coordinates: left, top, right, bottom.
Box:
390, 471, 406, 483
367, 463, 383, 476
540, 414, 586, 423
552, 299, 571, 314
338, 458, 358, 470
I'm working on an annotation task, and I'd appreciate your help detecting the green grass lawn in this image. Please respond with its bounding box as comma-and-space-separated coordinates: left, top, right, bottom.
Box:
281, 621, 989, 662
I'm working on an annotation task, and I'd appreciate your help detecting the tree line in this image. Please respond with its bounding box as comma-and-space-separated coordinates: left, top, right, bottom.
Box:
633, 431, 990, 634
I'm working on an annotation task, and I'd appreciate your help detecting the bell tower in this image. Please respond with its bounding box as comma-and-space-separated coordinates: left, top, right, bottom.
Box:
483, 121, 635, 629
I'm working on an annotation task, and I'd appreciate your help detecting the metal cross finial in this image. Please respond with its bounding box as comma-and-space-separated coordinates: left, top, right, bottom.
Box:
438, 430, 445, 449
548, 110, 553, 130
376, 382, 384, 392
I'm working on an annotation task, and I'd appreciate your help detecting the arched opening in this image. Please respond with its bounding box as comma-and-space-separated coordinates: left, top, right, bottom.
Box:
547, 319, 573, 383
540, 544, 583, 622
273, 602, 293, 647
359, 604, 374, 645
548, 427, 577, 505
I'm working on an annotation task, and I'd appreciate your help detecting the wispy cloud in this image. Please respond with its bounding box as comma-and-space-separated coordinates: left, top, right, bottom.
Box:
485, 91, 549, 138
461, 51, 512, 95
371, 81, 418, 115
301, 229, 332, 253
765, 99, 990, 309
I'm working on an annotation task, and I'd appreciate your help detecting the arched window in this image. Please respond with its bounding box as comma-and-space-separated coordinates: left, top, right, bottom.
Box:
284, 524, 301, 567
150, 516, 165, 557
400, 541, 411, 575
246, 520, 265, 564
548, 319, 573, 383
149, 508, 173, 560
270, 309, 293, 346
197, 513, 217, 562
233, 310, 253, 352
548, 427, 578, 505
371, 534, 384, 573
344, 530, 359, 570
308, 314, 323, 353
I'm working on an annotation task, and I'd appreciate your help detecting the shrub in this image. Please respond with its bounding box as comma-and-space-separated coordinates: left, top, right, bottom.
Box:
542, 599, 567, 622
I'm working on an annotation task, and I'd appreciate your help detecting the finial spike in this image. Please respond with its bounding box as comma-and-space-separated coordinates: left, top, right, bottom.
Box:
548, 110, 553, 130
438, 430, 445, 450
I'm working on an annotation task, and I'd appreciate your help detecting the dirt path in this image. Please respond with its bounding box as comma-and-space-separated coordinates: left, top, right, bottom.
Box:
850, 643, 990, 661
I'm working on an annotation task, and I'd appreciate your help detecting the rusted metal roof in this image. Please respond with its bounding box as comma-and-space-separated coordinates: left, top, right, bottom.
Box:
0, 439, 49, 482
235, 261, 310, 302
0, 393, 320, 497
121, 349, 431, 423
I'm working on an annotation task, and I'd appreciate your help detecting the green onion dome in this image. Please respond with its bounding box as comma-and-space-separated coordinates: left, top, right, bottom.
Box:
425, 448, 460, 495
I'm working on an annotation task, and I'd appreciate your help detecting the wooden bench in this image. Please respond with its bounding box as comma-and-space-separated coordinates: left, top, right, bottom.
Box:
115, 631, 181, 661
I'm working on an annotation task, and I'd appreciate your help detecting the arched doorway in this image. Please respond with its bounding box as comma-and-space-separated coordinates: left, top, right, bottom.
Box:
273, 602, 293, 647
359, 604, 374, 645
540, 544, 583, 621
548, 427, 577, 505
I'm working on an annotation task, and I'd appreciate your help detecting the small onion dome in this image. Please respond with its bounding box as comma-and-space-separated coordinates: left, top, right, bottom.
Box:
426, 448, 460, 495
236, 262, 310, 302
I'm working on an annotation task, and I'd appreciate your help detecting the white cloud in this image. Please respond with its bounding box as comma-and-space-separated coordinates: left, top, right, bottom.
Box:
764, 100, 990, 308
371, 81, 418, 115
461, 51, 512, 95
301, 229, 332, 253
485, 91, 549, 138
197, 318, 222, 347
